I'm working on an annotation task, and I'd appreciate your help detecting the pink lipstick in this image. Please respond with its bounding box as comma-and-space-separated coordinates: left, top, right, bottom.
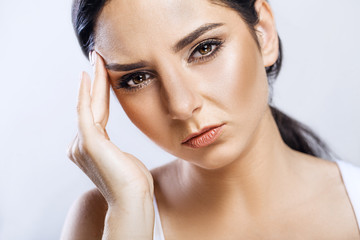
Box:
182, 124, 224, 148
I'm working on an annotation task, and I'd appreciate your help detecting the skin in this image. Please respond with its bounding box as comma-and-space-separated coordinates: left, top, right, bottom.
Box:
62, 0, 360, 239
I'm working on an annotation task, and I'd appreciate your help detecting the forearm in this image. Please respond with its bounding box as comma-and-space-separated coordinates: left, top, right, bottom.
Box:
102, 192, 155, 240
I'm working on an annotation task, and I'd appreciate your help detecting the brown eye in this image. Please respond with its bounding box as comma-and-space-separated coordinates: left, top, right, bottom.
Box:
125, 72, 153, 87
198, 44, 212, 55
188, 39, 224, 64
133, 73, 146, 84
117, 71, 155, 90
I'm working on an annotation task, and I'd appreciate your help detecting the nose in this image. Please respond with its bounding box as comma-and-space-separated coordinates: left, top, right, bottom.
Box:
159, 66, 202, 120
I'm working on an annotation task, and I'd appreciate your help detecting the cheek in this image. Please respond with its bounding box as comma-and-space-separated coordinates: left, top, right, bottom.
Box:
115, 87, 171, 144
204, 40, 269, 117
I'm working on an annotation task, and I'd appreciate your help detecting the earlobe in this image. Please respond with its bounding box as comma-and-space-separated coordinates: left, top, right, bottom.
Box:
254, 0, 279, 67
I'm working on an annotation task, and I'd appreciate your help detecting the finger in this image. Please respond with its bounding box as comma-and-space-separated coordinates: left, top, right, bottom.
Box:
77, 71, 95, 136
91, 51, 110, 128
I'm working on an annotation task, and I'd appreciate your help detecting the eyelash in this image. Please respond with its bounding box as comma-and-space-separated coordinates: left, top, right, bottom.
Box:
115, 38, 225, 92
188, 38, 224, 64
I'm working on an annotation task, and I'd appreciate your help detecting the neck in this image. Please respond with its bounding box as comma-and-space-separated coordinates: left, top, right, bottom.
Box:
176, 107, 299, 216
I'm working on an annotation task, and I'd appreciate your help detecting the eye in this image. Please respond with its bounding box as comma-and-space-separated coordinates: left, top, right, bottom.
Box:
188, 39, 224, 64
194, 43, 213, 57
128, 73, 151, 86
115, 71, 155, 91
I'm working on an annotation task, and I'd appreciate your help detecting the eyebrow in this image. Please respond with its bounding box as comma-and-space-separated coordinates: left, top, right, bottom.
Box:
172, 22, 224, 53
105, 22, 225, 72
106, 61, 149, 72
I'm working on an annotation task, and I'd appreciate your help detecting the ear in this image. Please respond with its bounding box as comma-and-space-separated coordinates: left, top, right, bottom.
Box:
254, 0, 279, 67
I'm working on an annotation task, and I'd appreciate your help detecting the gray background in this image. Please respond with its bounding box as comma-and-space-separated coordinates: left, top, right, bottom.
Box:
0, 0, 359, 239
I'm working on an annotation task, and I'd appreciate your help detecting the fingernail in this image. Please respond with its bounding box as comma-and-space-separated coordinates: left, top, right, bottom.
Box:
90, 51, 97, 66
89, 51, 93, 65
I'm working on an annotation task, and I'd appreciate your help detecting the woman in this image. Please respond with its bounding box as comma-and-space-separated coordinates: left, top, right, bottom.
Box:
62, 0, 360, 239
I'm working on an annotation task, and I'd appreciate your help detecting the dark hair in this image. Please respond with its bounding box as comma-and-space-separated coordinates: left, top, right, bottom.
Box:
71, 0, 336, 160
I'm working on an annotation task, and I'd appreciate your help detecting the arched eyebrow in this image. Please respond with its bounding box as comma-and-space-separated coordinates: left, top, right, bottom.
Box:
105, 23, 225, 72
172, 22, 224, 53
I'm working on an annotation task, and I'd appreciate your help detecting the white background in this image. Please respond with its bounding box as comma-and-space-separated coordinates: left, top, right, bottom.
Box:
0, 0, 359, 239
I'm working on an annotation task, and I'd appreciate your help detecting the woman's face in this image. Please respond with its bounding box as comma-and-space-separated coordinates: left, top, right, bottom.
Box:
95, 0, 271, 169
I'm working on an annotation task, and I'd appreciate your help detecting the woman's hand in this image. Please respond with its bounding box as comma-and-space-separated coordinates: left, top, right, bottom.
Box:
67, 52, 155, 239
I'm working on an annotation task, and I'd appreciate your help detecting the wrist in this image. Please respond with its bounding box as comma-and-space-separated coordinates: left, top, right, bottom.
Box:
103, 193, 155, 240
108, 189, 154, 210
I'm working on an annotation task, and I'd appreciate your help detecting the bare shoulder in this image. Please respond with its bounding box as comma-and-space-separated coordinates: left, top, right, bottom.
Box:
61, 188, 108, 240
292, 153, 360, 239
291, 152, 341, 183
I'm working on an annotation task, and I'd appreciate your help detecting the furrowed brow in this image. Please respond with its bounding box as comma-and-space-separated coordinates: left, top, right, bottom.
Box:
172, 23, 224, 53
105, 23, 224, 71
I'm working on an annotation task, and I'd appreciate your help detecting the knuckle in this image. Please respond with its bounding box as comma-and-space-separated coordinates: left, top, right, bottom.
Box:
66, 146, 74, 161
76, 137, 90, 157
67, 139, 76, 161
66, 132, 96, 170
67, 135, 85, 163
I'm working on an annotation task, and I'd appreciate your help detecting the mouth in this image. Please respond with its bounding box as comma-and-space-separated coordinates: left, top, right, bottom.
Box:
182, 124, 225, 148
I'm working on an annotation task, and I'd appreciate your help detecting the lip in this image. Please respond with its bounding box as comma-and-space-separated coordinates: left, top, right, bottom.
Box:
182, 124, 225, 148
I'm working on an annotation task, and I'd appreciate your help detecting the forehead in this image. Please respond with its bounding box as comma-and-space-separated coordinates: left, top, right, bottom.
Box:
94, 0, 242, 61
